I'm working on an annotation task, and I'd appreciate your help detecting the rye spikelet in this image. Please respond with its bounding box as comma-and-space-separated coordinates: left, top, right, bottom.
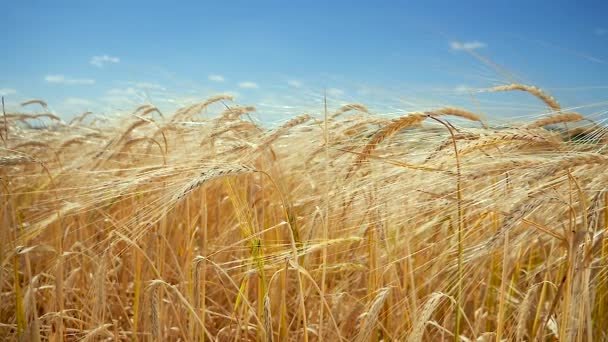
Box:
173, 164, 257, 202
489, 83, 561, 112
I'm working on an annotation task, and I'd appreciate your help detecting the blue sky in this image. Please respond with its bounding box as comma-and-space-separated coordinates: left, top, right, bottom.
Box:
3, 0, 608, 122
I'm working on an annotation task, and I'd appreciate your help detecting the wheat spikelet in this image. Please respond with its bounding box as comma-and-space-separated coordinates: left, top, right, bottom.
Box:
407, 292, 445, 342
524, 112, 584, 128
91, 252, 107, 324
146, 281, 162, 340
117, 119, 148, 144
173, 164, 257, 202
429, 107, 484, 125
458, 130, 556, 155
350, 113, 426, 171
530, 153, 608, 183
331, 103, 369, 119
339, 117, 387, 137
484, 197, 551, 249
220, 106, 256, 120
587, 188, 607, 231
425, 132, 480, 162
114, 137, 164, 161
12, 141, 51, 151
8, 113, 61, 122
466, 159, 540, 179
33, 113, 61, 121
257, 114, 312, 148
354, 287, 390, 342
516, 283, 544, 341
20, 99, 49, 110
263, 294, 273, 342
69, 111, 93, 125
59, 137, 85, 151
0, 154, 36, 166
489, 83, 561, 112
140, 106, 162, 117
133, 104, 153, 114
174, 94, 235, 121
208, 121, 259, 140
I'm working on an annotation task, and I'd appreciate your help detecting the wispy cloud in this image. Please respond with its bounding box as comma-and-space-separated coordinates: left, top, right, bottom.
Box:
238, 81, 259, 89
208, 74, 225, 82
63, 97, 93, 107
45, 75, 95, 85
288, 80, 302, 88
327, 88, 344, 97
107, 87, 140, 96
453, 84, 474, 94
90, 55, 120, 68
450, 41, 486, 50
595, 28, 607, 36
135, 82, 165, 90
0, 88, 17, 96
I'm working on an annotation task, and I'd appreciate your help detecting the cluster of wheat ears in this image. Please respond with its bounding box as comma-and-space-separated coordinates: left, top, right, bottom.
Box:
0, 84, 607, 341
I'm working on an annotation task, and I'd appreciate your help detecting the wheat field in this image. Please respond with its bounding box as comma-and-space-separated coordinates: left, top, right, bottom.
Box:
1, 84, 607, 341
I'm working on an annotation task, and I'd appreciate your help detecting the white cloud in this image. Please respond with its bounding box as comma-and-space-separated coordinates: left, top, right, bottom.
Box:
450, 41, 486, 50
63, 97, 93, 107
327, 88, 344, 97
90, 55, 120, 68
45, 74, 95, 85
135, 82, 165, 90
595, 28, 607, 36
288, 80, 302, 88
0, 88, 17, 96
238, 81, 259, 89
208, 74, 225, 82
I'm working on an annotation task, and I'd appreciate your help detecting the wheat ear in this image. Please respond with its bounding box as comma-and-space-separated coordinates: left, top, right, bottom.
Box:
524, 112, 584, 128
331, 103, 369, 119
172, 164, 257, 202
489, 83, 561, 112
20, 99, 49, 110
